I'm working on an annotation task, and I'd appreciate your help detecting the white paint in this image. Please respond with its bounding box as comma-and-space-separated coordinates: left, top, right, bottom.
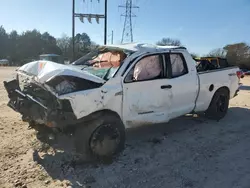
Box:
122, 78, 172, 128
58, 77, 123, 119
18, 60, 105, 84
102, 43, 184, 52
166, 51, 199, 119
194, 68, 240, 112
15, 43, 240, 129
120, 49, 239, 128
121, 50, 198, 128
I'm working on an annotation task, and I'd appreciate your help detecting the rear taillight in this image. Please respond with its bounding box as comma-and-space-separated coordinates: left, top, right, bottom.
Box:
236, 71, 243, 79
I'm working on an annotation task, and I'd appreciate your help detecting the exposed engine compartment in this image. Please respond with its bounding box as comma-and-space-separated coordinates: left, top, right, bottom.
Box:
46, 75, 103, 95
4, 72, 103, 129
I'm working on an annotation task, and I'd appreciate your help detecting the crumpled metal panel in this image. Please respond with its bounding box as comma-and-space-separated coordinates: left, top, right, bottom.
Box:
55, 80, 76, 95
18, 60, 105, 84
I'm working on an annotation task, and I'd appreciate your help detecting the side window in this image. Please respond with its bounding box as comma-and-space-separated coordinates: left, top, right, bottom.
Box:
218, 59, 228, 68
170, 54, 188, 78
210, 59, 218, 68
124, 55, 163, 82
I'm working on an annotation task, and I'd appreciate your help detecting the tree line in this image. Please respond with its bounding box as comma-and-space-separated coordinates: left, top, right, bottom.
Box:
0, 25, 249, 69
0, 26, 95, 65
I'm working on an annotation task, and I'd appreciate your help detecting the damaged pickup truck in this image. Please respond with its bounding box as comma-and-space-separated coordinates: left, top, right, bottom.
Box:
4, 43, 241, 159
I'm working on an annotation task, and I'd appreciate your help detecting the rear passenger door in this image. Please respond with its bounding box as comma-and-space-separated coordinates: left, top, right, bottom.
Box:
164, 53, 198, 119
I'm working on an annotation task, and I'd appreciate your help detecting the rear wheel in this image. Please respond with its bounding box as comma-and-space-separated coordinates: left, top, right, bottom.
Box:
205, 88, 229, 120
74, 114, 125, 161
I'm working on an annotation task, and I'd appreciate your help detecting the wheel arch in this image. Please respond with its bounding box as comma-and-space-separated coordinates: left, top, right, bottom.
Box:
89, 109, 122, 119
215, 86, 230, 96
205, 85, 230, 116
208, 86, 230, 107
77, 109, 123, 125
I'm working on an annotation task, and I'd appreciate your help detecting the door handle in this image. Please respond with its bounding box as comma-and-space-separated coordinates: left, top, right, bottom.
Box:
161, 85, 172, 89
228, 73, 236, 76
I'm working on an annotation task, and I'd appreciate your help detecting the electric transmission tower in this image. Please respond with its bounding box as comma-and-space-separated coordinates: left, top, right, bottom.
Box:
119, 0, 139, 43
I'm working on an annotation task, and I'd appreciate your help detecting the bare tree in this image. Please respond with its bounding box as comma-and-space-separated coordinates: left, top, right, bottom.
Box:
57, 34, 71, 54
223, 43, 250, 68
156, 38, 182, 46
207, 48, 227, 58
190, 53, 199, 58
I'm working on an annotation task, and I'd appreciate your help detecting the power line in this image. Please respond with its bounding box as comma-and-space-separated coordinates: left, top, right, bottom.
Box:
72, 0, 108, 61
119, 0, 139, 43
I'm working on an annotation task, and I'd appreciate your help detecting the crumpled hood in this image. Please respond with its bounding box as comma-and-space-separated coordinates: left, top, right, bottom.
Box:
17, 60, 105, 84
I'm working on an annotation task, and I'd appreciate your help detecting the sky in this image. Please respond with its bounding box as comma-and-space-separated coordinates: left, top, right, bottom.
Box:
0, 0, 249, 55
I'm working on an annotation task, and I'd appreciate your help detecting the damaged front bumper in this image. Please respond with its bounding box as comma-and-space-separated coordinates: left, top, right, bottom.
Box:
4, 79, 77, 130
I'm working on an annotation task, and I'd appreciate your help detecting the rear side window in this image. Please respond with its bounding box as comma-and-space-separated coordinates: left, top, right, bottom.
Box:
210, 59, 218, 68
169, 54, 188, 78
219, 59, 229, 68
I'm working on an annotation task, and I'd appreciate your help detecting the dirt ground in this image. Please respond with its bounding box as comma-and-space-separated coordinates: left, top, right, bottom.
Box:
0, 67, 250, 188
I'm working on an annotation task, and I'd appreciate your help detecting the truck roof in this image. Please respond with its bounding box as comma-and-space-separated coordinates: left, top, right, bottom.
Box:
101, 43, 187, 52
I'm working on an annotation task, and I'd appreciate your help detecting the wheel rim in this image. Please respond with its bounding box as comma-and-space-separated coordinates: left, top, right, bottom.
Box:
90, 124, 121, 157
216, 95, 227, 113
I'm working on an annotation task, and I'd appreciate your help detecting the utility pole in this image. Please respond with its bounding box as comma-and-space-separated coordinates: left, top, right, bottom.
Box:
104, 0, 108, 45
72, 0, 75, 61
119, 0, 139, 43
111, 30, 114, 44
72, 0, 108, 60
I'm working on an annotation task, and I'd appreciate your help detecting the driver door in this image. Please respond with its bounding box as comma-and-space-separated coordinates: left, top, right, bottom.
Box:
122, 53, 172, 128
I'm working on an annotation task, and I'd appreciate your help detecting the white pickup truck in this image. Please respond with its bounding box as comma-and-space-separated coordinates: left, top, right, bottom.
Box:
4, 43, 241, 159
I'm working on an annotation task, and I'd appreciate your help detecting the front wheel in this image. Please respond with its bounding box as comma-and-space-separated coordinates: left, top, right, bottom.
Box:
205, 88, 229, 120
74, 114, 125, 160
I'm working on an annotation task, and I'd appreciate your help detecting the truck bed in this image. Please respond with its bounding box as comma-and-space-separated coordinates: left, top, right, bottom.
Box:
194, 66, 240, 112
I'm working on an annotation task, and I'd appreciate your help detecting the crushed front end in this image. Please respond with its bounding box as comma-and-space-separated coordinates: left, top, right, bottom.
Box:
4, 78, 77, 131
3, 61, 105, 132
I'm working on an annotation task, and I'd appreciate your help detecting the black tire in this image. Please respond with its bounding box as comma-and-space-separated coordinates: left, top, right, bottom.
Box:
74, 113, 125, 161
205, 88, 229, 120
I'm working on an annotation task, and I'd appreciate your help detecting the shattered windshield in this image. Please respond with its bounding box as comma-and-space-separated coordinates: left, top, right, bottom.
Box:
71, 47, 132, 80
